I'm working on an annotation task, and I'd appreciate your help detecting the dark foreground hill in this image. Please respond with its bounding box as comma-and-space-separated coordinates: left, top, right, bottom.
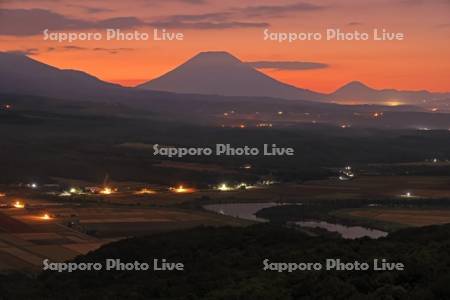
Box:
1, 224, 450, 299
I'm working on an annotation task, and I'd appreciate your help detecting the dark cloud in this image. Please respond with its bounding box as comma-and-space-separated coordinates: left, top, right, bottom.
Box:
246, 61, 329, 70
0, 8, 269, 36
63, 46, 134, 54
150, 2, 324, 30
240, 2, 324, 18
140, 0, 207, 4
6, 46, 134, 56
93, 47, 134, 54
174, 0, 207, 4
399, 0, 450, 5
150, 10, 269, 29
158, 12, 233, 22
69, 5, 115, 14
0, 9, 146, 36
347, 22, 363, 26
63, 45, 87, 50
94, 17, 144, 28
6, 48, 39, 55
148, 20, 269, 29
0, 9, 86, 35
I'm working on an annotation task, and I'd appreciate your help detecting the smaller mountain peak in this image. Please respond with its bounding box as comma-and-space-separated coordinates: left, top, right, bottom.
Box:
344, 81, 370, 88
334, 81, 374, 93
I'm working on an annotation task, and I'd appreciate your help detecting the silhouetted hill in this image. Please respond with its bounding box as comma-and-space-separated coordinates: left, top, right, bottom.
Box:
0, 52, 128, 101
330, 80, 449, 106
1, 224, 450, 299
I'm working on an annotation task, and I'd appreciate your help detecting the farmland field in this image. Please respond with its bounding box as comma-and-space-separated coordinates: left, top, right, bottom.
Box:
346, 208, 450, 227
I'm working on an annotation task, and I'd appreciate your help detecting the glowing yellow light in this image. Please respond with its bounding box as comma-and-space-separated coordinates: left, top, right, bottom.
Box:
384, 101, 403, 107
277, 111, 283, 115
217, 183, 232, 191
171, 185, 195, 193
239, 124, 246, 128
100, 187, 114, 195
134, 188, 156, 195
373, 112, 383, 118
175, 185, 186, 193
13, 201, 25, 209
237, 183, 254, 189
400, 192, 414, 198
41, 213, 51, 220
431, 108, 438, 112
0, 192, 6, 197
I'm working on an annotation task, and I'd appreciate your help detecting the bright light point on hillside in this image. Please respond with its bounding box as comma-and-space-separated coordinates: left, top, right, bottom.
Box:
401, 192, 414, 198
237, 183, 254, 189
0, 193, 5, 197
384, 101, 403, 106
100, 187, 114, 195
373, 112, 383, 118
277, 111, 283, 115
13, 201, 25, 209
217, 183, 232, 191
29, 183, 38, 189
171, 185, 195, 193
134, 188, 156, 195
41, 213, 52, 220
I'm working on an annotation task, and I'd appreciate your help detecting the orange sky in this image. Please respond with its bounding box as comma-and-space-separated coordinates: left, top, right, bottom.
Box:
0, 0, 449, 93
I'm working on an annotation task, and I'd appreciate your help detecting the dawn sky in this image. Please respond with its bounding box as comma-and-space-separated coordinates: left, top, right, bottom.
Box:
0, 0, 449, 92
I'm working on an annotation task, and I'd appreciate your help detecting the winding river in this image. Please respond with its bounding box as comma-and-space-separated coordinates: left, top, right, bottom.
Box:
204, 202, 388, 240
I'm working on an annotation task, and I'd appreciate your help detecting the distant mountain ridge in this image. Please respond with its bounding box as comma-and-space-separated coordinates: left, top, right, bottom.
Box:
137, 51, 325, 101
329, 81, 448, 106
1, 51, 448, 110
3, 51, 450, 129
0, 52, 127, 101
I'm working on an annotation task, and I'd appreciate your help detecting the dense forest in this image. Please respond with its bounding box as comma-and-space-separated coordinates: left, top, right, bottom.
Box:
1, 224, 450, 299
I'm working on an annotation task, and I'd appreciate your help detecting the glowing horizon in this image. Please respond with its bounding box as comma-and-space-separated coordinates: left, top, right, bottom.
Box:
1, 0, 449, 93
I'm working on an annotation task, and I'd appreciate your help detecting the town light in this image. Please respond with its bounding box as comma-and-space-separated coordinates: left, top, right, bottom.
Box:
41, 213, 52, 220
13, 201, 25, 209
171, 185, 194, 193
134, 188, 156, 195
100, 187, 114, 195
217, 183, 232, 191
